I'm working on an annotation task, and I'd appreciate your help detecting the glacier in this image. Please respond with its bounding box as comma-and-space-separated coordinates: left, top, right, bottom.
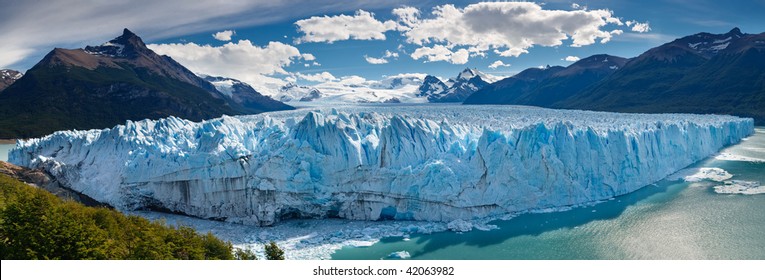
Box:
9, 105, 754, 226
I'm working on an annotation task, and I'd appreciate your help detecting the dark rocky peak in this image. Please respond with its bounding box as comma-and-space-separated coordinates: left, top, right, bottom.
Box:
727, 27, 743, 37
423, 75, 443, 83
84, 28, 148, 58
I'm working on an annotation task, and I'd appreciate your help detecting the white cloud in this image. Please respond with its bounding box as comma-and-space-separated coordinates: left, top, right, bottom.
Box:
364, 55, 389, 64
392, 6, 421, 30
148, 40, 303, 91
212, 30, 235, 41
411, 45, 469, 64
364, 50, 399, 64
614, 32, 675, 43
0, 48, 34, 69
384, 50, 399, 58
627, 21, 651, 33
488, 60, 510, 69
295, 10, 397, 43
564, 56, 580, 62
339, 75, 367, 84
296, 71, 337, 82
397, 2, 627, 63
0, 0, 405, 69
571, 3, 580, 9
301, 53, 316, 61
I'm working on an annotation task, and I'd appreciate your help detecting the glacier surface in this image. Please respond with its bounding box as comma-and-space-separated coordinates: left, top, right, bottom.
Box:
9, 105, 754, 226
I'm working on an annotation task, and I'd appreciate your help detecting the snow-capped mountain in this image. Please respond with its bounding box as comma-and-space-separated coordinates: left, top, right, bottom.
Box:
417, 75, 448, 98
276, 83, 324, 102
429, 68, 496, 103
0, 69, 23, 91
373, 73, 426, 89
202, 75, 292, 110
11, 106, 753, 226
286, 70, 499, 104
305, 73, 429, 103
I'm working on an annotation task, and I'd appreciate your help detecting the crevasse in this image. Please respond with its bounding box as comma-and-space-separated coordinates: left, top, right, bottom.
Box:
10, 105, 754, 226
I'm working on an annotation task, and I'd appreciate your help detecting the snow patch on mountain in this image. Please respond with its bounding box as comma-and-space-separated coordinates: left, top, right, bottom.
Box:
10, 105, 754, 226
1, 70, 23, 80
208, 79, 237, 97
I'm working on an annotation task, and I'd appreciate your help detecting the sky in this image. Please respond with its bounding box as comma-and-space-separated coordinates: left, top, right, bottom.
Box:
1, 0, 764, 89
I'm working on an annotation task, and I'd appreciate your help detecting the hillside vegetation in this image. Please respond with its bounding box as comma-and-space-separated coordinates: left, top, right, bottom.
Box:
0, 174, 234, 260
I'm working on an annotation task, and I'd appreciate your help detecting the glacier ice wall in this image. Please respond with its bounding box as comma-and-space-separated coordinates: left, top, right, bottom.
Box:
10, 105, 754, 226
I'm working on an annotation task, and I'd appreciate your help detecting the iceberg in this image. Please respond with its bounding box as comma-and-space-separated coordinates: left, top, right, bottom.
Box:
9, 105, 754, 226
388, 251, 411, 259
668, 167, 733, 182
713, 181, 764, 195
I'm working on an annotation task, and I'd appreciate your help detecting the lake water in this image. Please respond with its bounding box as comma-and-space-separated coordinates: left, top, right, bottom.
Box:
332, 127, 765, 259
0, 143, 14, 162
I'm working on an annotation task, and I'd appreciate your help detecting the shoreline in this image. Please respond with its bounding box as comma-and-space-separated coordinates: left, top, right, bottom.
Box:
0, 139, 17, 144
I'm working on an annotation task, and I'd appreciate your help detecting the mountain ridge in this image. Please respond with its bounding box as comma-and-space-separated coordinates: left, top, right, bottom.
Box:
0, 29, 292, 138
464, 28, 764, 124
557, 28, 765, 123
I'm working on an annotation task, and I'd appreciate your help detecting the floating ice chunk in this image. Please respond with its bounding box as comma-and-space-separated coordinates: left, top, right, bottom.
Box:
474, 223, 499, 231
669, 167, 733, 182
388, 251, 411, 259
714, 181, 764, 195
447, 219, 473, 232
714, 153, 765, 163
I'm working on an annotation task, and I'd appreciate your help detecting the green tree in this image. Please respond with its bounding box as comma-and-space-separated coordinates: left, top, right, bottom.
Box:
264, 241, 285, 260
234, 247, 258, 260
0, 174, 236, 260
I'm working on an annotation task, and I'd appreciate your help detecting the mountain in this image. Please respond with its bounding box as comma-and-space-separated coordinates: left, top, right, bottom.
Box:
463, 65, 566, 104
375, 73, 426, 89
272, 82, 323, 102
203, 75, 296, 107
417, 75, 448, 98
465, 55, 628, 105
429, 68, 494, 102
0, 69, 22, 92
558, 28, 765, 123
0, 29, 292, 138
303, 73, 428, 103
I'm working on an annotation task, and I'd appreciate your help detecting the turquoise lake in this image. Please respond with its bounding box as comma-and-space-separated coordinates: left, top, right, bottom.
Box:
1, 143, 13, 162
332, 128, 765, 260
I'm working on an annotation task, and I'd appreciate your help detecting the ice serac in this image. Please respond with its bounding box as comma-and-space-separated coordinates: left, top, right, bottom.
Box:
10, 106, 754, 226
